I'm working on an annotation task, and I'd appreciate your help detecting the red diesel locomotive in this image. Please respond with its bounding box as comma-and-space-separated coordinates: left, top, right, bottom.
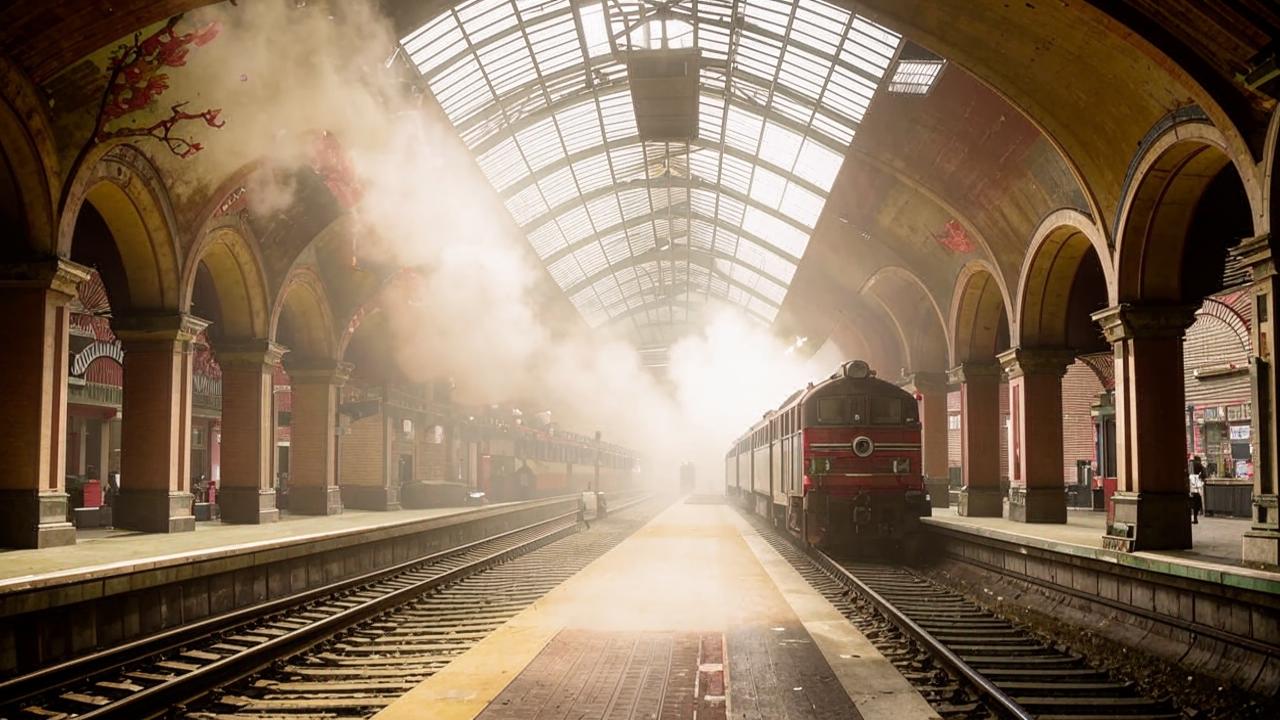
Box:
725, 360, 931, 552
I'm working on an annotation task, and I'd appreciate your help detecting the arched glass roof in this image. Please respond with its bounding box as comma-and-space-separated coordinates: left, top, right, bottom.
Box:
402, 0, 903, 348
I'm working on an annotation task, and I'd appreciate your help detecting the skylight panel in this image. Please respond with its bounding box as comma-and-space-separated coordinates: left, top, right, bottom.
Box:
577, 3, 611, 57
743, 207, 807, 256
555, 205, 594, 244
528, 221, 567, 258
476, 137, 528, 191
758, 122, 804, 172
547, 253, 584, 289
567, 154, 609, 193
888, 59, 946, 95
514, 117, 563, 172
747, 167, 787, 208
780, 183, 826, 227
586, 193, 622, 230
724, 105, 764, 155
555, 103, 604, 154
402, 0, 905, 336
574, 241, 609, 277
792, 3, 848, 55
744, 1, 793, 35
600, 230, 633, 264
536, 166, 578, 207
506, 184, 549, 226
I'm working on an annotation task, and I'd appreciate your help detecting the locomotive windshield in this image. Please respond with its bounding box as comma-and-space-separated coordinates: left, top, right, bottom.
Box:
815, 394, 916, 425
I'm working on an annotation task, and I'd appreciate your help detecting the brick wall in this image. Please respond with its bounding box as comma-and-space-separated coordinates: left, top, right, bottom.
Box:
1061, 361, 1103, 484
340, 410, 385, 487
947, 384, 1011, 480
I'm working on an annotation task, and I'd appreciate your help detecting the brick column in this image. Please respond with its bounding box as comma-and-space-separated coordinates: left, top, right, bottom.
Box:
0, 259, 90, 548
1233, 234, 1280, 568
288, 360, 350, 515
216, 341, 285, 524
906, 371, 950, 508
112, 313, 208, 533
950, 362, 1003, 517
999, 347, 1075, 523
1092, 303, 1197, 551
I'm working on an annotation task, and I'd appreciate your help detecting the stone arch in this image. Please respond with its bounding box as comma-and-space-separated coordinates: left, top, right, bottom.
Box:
1016, 209, 1114, 349
272, 266, 338, 360
1114, 120, 1264, 304
1265, 106, 1280, 238
0, 52, 61, 257
1194, 296, 1251, 355
949, 261, 1012, 364
181, 222, 271, 340
861, 266, 951, 372
57, 143, 182, 311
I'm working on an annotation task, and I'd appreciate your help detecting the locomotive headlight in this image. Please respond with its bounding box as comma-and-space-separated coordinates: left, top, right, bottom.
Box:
852, 436, 874, 457
893, 457, 911, 474
843, 360, 871, 378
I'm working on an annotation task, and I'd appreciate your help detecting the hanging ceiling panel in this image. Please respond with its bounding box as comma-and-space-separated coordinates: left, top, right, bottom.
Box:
402, 0, 903, 347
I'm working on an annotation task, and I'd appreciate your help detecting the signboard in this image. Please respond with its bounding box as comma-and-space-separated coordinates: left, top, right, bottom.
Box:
1229, 425, 1251, 441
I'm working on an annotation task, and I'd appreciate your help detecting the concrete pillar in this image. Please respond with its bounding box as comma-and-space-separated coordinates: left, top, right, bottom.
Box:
906, 371, 950, 508
1232, 234, 1280, 568
112, 313, 208, 533
1000, 347, 1075, 523
1092, 303, 1197, 551
288, 360, 351, 515
0, 259, 89, 548
216, 341, 285, 524
950, 362, 1003, 517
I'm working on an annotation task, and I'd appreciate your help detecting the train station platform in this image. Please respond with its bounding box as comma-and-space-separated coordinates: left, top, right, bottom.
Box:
375, 501, 939, 720
925, 508, 1280, 585
0, 505, 492, 589
0, 498, 584, 677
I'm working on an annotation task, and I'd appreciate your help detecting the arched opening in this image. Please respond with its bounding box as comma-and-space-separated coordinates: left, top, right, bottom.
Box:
1104, 122, 1258, 551
948, 264, 1012, 517
862, 267, 949, 374
183, 227, 275, 523
271, 268, 343, 515
1012, 215, 1112, 522
60, 145, 194, 534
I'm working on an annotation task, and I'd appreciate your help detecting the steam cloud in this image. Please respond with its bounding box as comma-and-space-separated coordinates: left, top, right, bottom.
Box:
174, 0, 839, 488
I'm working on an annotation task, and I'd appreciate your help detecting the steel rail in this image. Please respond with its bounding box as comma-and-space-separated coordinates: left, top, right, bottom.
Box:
71, 512, 586, 719
810, 549, 1036, 720
2, 493, 648, 716
0, 497, 584, 706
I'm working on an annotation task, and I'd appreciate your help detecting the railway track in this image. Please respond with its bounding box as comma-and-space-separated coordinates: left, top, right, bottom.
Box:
747, 511, 1182, 720
1, 494, 658, 720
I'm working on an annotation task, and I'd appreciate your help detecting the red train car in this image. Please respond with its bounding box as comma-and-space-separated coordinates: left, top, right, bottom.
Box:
725, 360, 930, 552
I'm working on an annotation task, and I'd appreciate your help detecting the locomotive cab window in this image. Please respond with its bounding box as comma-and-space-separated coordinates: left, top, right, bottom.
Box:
816, 397, 848, 423
871, 396, 903, 424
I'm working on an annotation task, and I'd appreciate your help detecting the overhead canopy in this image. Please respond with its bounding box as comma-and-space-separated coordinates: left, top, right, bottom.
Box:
402, 0, 904, 352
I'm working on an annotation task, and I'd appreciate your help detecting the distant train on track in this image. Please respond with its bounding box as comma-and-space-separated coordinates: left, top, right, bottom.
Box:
726, 360, 931, 553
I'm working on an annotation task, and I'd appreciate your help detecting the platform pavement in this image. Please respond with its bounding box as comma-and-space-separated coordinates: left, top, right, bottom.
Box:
0, 505, 491, 587
374, 501, 939, 720
927, 506, 1258, 568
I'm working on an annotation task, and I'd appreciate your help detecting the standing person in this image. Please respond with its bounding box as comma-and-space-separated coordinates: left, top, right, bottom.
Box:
1189, 455, 1205, 524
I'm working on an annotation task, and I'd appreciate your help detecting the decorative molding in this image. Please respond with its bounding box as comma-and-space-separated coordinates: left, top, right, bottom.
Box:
1090, 303, 1198, 343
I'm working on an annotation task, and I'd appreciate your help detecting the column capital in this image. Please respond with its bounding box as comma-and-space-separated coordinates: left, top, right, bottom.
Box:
947, 362, 1001, 385
1229, 233, 1273, 279
113, 312, 210, 347
1090, 303, 1197, 343
288, 358, 353, 386
902, 371, 949, 394
217, 339, 287, 369
0, 258, 92, 300
997, 347, 1075, 379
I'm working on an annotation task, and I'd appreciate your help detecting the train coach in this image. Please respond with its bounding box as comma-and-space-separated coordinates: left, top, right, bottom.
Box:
726, 360, 931, 553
